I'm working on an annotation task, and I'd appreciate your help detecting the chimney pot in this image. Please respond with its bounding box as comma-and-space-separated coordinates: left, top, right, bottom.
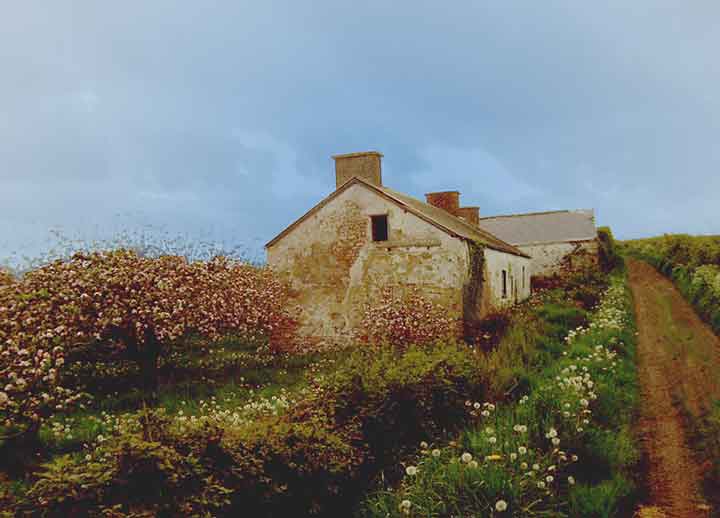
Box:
333, 151, 383, 188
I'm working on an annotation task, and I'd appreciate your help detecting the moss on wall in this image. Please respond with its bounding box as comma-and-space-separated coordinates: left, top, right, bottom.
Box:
462, 240, 486, 342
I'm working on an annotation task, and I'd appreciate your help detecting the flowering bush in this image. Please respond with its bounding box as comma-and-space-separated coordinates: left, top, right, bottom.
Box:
0, 249, 289, 437
359, 286, 460, 347
0, 268, 13, 287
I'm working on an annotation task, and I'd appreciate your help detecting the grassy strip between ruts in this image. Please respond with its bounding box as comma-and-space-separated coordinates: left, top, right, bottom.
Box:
358, 271, 640, 518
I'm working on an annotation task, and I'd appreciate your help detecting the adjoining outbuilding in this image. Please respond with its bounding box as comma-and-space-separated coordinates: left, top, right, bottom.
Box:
478, 209, 599, 278
266, 151, 531, 349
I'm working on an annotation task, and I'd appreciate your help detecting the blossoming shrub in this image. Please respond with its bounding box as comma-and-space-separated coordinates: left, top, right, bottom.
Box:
0, 249, 289, 437
359, 286, 460, 347
359, 275, 640, 517
0, 268, 13, 286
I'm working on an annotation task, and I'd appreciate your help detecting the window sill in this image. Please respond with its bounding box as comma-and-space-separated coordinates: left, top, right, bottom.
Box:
372, 239, 442, 250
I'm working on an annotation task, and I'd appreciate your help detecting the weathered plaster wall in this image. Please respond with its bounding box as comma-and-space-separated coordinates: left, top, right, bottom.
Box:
518, 239, 599, 277
483, 248, 532, 308
267, 183, 470, 348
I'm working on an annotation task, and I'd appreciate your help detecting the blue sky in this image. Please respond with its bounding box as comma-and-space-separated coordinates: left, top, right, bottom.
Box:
1, 1, 719, 264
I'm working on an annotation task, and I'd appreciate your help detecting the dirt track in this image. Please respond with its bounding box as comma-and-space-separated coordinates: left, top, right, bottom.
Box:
628, 260, 719, 518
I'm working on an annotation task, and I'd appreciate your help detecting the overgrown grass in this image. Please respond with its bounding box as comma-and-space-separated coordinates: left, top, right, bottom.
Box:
358, 273, 640, 517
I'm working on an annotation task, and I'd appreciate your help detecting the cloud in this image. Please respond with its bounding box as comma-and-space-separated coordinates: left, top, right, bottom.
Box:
411, 145, 544, 208
1, 0, 719, 264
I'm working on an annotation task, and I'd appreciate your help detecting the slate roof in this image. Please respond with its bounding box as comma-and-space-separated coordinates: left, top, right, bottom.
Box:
477, 210, 597, 246
266, 177, 529, 257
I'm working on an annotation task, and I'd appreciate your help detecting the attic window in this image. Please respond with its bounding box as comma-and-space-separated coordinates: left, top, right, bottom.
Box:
371, 215, 388, 242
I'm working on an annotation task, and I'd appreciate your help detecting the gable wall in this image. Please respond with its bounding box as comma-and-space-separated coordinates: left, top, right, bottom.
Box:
267, 183, 471, 348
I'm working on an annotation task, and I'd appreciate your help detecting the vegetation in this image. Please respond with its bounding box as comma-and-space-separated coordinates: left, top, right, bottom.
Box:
620, 234, 720, 334
359, 285, 459, 346
0, 250, 290, 445
0, 230, 644, 517
359, 273, 639, 517
620, 233, 720, 510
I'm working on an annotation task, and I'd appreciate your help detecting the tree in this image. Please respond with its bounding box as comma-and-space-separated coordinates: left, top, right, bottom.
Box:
0, 249, 289, 438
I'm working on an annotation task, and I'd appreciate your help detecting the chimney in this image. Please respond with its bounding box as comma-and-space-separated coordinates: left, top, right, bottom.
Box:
425, 191, 460, 214
333, 151, 383, 188
456, 206, 480, 225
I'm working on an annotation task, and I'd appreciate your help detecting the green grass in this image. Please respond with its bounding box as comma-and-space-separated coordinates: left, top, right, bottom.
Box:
34, 340, 338, 457
357, 273, 641, 517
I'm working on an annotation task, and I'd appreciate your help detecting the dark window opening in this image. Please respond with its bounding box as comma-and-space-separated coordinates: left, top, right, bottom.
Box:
522, 266, 525, 289
502, 270, 507, 298
371, 215, 388, 242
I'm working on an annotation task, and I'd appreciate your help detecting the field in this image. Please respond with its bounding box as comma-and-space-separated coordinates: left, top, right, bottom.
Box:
0, 233, 718, 517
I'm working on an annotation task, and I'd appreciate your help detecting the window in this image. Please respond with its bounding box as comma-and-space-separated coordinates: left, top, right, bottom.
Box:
371, 215, 388, 242
522, 266, 525, 289
501, 270, 507, 298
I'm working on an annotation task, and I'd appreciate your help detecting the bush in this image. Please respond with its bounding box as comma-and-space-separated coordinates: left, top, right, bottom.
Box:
23, 408, 363, 518
0, 268, 13, 287
319, 342, 488, 471
359, 286, 460, 347
597, 227, 622, 273
0, 250, 290, 438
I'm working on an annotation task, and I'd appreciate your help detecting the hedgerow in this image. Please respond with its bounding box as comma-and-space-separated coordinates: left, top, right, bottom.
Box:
621, 234, 720, 334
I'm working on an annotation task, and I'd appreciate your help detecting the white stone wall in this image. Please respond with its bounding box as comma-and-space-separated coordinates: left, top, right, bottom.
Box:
267, 183, 470, 346
483, 247, 532, 308
518, 240, 598, 277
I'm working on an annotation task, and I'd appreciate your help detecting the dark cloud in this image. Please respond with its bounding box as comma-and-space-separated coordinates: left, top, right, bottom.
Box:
2, 0, 719, 265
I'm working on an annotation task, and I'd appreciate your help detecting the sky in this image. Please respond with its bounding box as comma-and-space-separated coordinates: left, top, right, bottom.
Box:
1, 1, 719, 265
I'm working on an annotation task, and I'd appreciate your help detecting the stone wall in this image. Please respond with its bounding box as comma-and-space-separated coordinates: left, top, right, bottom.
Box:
483, 247, 532, 307
519, 239, 599, 277
267, 183, 471, 348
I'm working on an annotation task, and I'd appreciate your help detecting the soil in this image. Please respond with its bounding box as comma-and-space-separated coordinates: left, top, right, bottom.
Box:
628, 259, 719, 518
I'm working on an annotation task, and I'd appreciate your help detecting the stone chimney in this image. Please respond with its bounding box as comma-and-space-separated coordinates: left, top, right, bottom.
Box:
456, 206, 480, 225
425, 191, 460, 213
333, 151, 383, 188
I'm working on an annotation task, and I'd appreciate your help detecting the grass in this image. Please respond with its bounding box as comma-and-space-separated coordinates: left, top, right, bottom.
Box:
357, 273, 641, 517
32, 337, 338, 458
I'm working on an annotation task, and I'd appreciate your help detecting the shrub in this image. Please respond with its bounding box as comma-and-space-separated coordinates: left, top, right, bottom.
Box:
318, 342, 488, 469
597, 227, 622, 273
23, 408, 364, 518
0, 268, 13, 287
359, 286, 460, 347
0, 250, 290, 439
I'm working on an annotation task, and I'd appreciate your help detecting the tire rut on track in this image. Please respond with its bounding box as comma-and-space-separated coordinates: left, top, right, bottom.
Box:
628, 259, 718, 518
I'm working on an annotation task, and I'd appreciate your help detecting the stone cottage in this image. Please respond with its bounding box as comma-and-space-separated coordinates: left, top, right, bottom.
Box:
266, 151, 531, 348
477, 210, 599, 278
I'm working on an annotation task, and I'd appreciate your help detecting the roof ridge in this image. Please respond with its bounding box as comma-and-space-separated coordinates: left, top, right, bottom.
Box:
479, 209, 588, 220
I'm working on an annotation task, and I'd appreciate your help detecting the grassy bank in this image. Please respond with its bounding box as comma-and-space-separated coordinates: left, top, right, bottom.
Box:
358, 272, 640, 517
